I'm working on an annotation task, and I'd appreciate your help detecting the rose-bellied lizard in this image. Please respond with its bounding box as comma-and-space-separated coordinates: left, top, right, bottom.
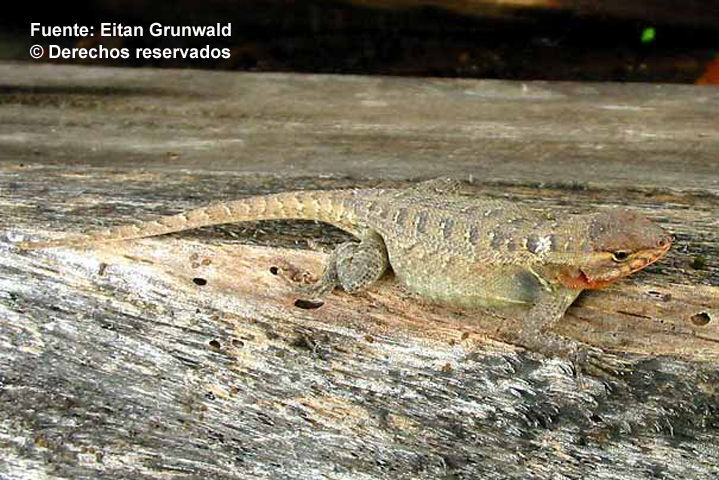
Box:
17, 179, 672, 372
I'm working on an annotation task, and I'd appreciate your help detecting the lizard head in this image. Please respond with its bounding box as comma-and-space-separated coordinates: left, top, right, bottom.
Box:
558, 209, 672, 290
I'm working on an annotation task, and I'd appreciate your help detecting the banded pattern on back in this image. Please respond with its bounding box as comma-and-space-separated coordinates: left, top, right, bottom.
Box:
346, 191, 557, 265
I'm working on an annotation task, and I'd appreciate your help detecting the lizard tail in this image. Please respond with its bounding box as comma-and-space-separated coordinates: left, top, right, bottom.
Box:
17, 190, 358, 250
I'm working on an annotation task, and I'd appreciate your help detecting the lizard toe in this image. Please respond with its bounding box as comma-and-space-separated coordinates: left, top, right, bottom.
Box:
572, 346, 632, 387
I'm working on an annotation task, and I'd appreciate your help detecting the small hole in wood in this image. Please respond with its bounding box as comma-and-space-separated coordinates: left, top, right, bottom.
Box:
208, 339, 221, 349
691, 256, 707, 270
269, 266, 279, 275
232, 339, 244, 348
648, 290, 672, 302
691, 312, 711, 326
294, 299, 324, 310
193, 277, 208, 286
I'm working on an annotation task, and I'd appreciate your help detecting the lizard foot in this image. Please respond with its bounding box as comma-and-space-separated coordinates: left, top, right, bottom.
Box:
520, 331, 631, 384
570, 345, 632, 385
272, 260, 334, 299
289, 278, 336, 299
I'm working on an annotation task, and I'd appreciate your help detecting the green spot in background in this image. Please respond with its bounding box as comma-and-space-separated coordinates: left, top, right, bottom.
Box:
641, 27, 656, 44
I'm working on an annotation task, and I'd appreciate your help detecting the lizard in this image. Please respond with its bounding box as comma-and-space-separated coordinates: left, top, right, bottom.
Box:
17, 179, 673, 372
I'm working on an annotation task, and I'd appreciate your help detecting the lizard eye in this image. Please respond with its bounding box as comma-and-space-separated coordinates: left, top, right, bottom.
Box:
611, 250, 631, 262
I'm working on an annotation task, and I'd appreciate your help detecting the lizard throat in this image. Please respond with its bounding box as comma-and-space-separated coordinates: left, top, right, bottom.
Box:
558, 270, 615, 290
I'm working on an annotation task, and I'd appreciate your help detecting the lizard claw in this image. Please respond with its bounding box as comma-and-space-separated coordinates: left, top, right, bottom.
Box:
570, 346, 632, 386
289, 279, 335, 299
271, 259, 335, 299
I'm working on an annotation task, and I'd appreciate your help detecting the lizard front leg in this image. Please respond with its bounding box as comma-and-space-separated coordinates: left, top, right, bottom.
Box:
293, 232, 389, 297
519, 287, 626, 377
520, 287, 582, 357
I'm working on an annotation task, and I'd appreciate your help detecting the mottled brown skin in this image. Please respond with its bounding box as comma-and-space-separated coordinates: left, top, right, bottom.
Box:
18, 179, 672, 370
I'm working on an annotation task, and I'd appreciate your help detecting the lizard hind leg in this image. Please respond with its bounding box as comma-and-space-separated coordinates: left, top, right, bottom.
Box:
335, 233, 390, 293
293, 233, 390, 298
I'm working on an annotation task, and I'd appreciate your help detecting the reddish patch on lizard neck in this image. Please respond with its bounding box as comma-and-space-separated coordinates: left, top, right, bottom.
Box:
558, 270, 616, 290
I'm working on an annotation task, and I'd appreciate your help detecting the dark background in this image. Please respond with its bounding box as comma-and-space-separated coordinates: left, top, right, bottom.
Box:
1, 0, 718, 83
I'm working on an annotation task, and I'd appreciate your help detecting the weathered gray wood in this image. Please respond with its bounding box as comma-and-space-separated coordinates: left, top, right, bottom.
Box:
1, 62, 718, 479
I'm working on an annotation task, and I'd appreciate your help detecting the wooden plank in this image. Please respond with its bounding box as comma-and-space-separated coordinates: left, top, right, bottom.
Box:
1, 63, 718, 191
1, 63, 718, 479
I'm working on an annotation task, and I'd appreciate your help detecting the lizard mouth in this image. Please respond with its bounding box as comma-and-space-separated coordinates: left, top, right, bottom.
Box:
591, 238, 672, 288
627, 236, 672, 274
561, 236, 672, 290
